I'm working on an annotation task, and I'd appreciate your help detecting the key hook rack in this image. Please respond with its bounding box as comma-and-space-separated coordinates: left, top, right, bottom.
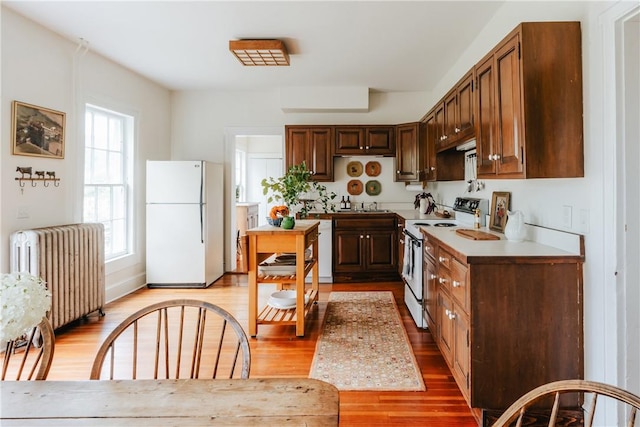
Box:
15, 167, 61, 190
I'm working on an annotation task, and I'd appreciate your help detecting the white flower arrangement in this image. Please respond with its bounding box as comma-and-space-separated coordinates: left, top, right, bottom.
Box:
0, 272, 51, 342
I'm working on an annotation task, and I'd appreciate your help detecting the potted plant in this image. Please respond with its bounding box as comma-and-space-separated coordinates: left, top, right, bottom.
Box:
414, 192, 437, 214
261, 162, 337, 221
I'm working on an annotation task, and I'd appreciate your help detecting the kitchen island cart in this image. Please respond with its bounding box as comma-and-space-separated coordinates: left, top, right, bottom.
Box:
247, 220, 320, 337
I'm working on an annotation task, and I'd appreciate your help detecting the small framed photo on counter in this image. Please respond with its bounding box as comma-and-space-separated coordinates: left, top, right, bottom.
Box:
490, 191, 510, 232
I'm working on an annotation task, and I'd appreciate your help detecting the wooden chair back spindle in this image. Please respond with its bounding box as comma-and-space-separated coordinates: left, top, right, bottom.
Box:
493, 380, 640, 427
90, 299, 251, 380
1, 318, 55, 381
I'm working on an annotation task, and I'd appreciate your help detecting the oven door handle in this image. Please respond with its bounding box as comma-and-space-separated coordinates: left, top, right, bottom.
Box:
403, 230, 421, 247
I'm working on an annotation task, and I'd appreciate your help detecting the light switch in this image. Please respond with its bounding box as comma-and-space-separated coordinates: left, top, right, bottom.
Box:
562, 205, 572, 229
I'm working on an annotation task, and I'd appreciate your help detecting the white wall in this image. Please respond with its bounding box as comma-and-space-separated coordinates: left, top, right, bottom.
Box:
1, 7, 172, 300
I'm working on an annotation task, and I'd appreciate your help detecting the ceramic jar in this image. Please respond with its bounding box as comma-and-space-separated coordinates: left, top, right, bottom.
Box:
419, 199, 428, 214
504, 210, 526, 242
281, 216, 295, 230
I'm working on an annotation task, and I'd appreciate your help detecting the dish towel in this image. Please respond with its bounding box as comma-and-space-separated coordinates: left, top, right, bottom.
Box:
402, 235, 413, 278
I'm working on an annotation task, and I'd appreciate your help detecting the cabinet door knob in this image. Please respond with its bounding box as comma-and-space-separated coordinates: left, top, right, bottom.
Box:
365, 146, 370, 150
453, 280, 461, 288
360, 146, 364, 150
366, 235, 370, 239
494, 154, 501, 160
455, 127, 460, 133
396, 170, 400, 174
438, 278, 446, 284
430, 166, 436, 171
448, 311, 456, 320
360, 235, 364, 239
439, 256, 447, 262
430, 274, 437, 280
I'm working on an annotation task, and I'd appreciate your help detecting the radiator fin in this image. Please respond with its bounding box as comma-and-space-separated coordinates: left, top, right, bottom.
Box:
10, 223, 105, 330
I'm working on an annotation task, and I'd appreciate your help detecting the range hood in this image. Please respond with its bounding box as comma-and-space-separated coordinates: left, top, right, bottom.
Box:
456, 139, 476, 151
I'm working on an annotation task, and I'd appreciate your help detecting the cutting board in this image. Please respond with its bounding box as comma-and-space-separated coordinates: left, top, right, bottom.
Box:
455, 229, 500, 240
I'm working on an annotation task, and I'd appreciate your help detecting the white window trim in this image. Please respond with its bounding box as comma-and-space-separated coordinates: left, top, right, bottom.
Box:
80, 97, 141, 275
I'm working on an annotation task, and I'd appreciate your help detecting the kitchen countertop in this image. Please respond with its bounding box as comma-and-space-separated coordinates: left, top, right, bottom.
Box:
304, 209, 453, 221
419, 225, 584, 262
301, 209, 583, 261
394, 210, 454, 221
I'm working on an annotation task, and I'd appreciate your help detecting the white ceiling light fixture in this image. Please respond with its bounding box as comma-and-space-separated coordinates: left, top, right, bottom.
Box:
229, 39, 290, 66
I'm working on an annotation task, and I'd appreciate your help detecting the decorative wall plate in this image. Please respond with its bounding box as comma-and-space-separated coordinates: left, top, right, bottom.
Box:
365, 161, 381, 177
347, 179, 363, 195
346, 161, 363, 177
365, 180, 382, 196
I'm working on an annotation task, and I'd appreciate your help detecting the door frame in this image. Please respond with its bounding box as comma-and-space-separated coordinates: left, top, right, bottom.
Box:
600, 1, 640, 419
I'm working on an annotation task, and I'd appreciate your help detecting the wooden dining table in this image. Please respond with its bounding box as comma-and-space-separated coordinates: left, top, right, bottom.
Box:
0, 378, 339, 426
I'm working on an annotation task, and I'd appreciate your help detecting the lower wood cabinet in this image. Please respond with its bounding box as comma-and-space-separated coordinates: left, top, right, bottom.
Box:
397, 217, 405, 276
236, 203, 259, 237
333, 215, 398, 282
421, 230, 584, 422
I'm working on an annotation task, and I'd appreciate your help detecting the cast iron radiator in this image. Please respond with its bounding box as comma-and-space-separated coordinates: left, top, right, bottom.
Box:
10, 223, 105, 330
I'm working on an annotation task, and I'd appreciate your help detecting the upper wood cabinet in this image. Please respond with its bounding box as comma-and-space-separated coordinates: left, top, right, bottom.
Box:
394, 122, 423, 182
335, 125, 395, 156
423, 110, 465, 182
285, 126, 334, 181
475, 22, 584, 179
456, 72, 475, 143
436, 71, 476, 152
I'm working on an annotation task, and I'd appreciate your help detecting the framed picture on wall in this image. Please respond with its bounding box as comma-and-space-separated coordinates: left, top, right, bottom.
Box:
12, 100, 66, 159
490, 191, 511, 232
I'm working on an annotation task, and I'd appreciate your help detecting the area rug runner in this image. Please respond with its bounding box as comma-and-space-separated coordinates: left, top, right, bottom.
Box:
309, 291, 426, 391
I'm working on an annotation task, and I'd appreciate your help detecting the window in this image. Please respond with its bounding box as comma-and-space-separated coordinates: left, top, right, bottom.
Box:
83, 105, 134, 260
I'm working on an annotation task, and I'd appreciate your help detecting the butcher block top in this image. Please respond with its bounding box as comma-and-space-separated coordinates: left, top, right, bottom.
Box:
455, 228, 501, 240
247, 219, 320, 235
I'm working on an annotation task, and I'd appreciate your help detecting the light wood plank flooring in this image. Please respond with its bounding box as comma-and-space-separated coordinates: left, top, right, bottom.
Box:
46, 275, 478, 426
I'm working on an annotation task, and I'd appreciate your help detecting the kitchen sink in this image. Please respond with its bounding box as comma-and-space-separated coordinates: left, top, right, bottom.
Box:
307, 209, 394, 216
334, 209, 393, 214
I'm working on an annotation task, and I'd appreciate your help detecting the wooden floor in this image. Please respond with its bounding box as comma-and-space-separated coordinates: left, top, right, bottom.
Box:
47, 274, 478, 426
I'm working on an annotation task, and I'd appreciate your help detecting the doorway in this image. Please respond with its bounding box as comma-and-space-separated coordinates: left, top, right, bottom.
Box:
224, 128, 284, 273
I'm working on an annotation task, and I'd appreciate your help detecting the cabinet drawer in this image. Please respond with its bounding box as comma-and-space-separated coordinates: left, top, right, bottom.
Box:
305, 229, 319, 248
451, 258, 469, 313
423, 234, 437, 260
438, 268, 452, 293
333, 217, 396, 230
438, 248, 453, 270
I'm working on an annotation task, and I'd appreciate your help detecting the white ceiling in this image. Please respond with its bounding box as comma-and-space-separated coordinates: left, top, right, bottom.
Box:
4, 1, 505, 93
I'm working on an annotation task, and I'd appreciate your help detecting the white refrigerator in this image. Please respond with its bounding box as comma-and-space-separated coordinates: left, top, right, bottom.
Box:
146, 160, 224, 288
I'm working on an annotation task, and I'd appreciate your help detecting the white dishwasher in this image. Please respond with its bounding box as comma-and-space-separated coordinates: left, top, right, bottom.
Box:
308, 219, 332, 283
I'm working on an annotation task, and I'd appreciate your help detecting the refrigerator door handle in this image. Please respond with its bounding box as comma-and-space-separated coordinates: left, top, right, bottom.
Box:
200, 203, 204, 243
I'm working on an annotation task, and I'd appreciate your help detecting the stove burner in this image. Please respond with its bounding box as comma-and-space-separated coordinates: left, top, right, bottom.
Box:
412, 223, 431, 227
434, 223, 455, 227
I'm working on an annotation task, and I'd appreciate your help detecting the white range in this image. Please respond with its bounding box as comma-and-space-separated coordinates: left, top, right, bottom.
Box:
401, 197, 488, 329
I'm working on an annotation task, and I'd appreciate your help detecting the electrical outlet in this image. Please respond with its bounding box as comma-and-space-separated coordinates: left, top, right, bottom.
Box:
562, 205, 572, 229
17, 206, 30, 219
578, 209, 589, 233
